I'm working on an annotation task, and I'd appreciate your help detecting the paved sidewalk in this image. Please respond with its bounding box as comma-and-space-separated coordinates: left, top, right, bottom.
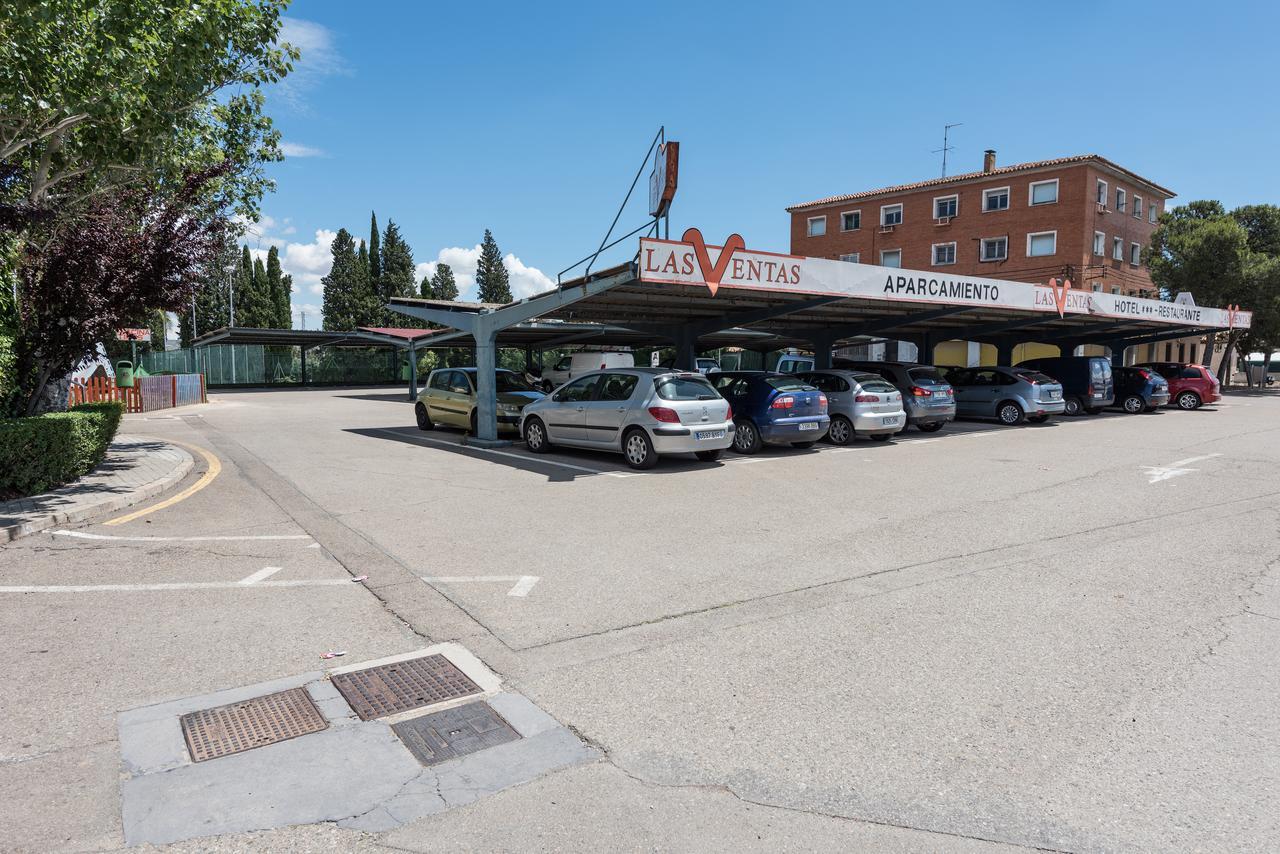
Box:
0, 435, 193, 541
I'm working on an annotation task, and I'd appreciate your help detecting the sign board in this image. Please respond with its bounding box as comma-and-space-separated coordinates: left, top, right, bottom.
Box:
648, 141, 679, 218
116, 328, 152, 341
637, 230, 1251, 330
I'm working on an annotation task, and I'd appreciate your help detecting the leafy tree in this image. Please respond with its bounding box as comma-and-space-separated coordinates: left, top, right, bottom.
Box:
475, 229, 511, 303
179, 233, 235, 345
147, 308, 168, 352
378, 219, 416, 323
1232, 205, 1280, 257
430, 263, 458, 300
0, 0, 294, 219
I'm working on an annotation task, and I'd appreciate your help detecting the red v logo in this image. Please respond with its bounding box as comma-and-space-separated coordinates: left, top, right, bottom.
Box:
1048, 277, 1072, 318
1227, 304, 1239, 329
682, 227, 745, 296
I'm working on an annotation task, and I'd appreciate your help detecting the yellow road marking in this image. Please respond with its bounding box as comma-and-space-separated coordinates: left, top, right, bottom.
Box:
103, 437, 222, 526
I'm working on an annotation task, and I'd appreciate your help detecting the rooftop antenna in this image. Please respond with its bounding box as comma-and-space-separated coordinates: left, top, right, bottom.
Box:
933, 123, 963, 177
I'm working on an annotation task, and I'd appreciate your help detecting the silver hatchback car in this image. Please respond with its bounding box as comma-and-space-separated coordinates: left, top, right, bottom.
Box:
944, 366, 1065, 425
796, 370, 906, 444
519, 368, 734, 469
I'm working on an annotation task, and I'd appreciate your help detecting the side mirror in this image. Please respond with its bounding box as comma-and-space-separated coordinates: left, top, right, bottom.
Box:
553, 392, 565, 403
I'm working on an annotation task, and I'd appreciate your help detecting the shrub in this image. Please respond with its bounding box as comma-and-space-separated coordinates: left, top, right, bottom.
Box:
0, 401, 124, 498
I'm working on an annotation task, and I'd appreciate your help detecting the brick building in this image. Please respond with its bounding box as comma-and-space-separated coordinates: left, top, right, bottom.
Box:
786, 152, 1199, 365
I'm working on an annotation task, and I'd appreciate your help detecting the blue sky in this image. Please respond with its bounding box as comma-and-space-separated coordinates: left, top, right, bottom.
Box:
255, 0, 1280, 328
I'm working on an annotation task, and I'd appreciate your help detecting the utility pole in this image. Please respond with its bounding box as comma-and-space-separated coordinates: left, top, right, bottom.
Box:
300, 311, 306, 330
933, 122, 963, 178
227, 265, 236, 327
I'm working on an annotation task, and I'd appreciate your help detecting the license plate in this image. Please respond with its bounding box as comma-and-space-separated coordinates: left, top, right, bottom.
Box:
1050, 390, 1061, 399
797, 422, 819, 431
695, 429, 725, 440
882, 416, 900, 425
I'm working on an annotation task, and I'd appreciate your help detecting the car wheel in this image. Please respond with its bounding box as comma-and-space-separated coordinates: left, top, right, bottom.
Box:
917, 422, 944, 433
1122, 395, 1145, 413
1064, 396, 1083, 416
414, 401, 433, 431
1177, 390, 1201, 410
791, 441, 816, 449
827, 415, 853, 445
524, 417, 550, 453
869, 433, 891, 442
694, 449, 721, 462
998, 401, 1025, 425
622, 428, 658, 470
732, 419, 762, 454
468, 409, 479, 435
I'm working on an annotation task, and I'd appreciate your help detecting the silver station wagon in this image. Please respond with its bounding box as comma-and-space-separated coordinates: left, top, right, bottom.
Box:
796, 370, 905, 443
519, 368, 734, 469
944, 366, 1065, 425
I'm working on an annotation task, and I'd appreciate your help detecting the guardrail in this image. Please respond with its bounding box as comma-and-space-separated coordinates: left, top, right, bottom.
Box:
69, 374, 206, 413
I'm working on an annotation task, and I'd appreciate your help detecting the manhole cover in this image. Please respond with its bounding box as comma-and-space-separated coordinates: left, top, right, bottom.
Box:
331, 654, 481, 721
392, 701, 519, 766
180, 687, 328, 762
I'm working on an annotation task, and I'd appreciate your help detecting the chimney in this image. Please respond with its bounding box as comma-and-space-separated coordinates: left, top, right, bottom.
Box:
983, 149, 996, 173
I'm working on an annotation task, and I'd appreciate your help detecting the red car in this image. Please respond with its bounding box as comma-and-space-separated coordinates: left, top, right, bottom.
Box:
1135, 362, 1221, 410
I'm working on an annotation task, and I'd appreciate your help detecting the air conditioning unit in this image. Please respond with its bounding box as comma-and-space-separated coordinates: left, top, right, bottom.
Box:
878, 225, 895, 234
1096, 203, 1108, 214
934, 216, 952, 226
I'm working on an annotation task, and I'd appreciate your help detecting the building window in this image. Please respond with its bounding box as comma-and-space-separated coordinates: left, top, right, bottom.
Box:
1093, 231, 1106, 255
1029, 179, 1059, 206
880, 249, 901, 267
1091, 283, 1102, 292
1096, 179, 1108, 205
980, 237, 1007, 261
1027, 231, 1057, 257
839, 253, 860, 263
880, 204, 903, 227
1116, 188, 1126, 212
1112, 237, 1123, 260
932, 242, 956, 265
1134, 195, 1143, 218
840, 210, 861, 231
934, 195, 958, 219
982, 187, 1010, 212
1149, 204, 1158, 224
806, 216, 826, 237
1112, 285, 1121, 295
1130, 242, 1141, 265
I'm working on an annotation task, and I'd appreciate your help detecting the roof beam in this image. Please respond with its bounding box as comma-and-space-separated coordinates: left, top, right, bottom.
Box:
957, 315, 1061, 341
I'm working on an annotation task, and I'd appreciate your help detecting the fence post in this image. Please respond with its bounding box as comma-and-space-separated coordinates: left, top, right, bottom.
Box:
171, 374, 177, 409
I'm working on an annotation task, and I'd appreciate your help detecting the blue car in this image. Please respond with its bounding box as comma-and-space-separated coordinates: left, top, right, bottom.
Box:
709, 371, 830, 454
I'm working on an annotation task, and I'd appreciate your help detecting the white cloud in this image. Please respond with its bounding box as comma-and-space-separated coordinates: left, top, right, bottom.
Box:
275, 19, 347, 110
415, 246, 553, 302
242, 228, 337, 328
280, 141, 325, 158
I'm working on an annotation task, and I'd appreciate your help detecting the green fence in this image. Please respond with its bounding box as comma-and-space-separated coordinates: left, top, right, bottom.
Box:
141, 345, 480, 387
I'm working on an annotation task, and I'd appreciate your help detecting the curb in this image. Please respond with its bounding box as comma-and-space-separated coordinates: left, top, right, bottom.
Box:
0, 438, 195, 543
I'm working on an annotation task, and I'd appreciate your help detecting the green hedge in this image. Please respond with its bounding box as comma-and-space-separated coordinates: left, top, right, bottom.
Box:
0, 401, 124, 498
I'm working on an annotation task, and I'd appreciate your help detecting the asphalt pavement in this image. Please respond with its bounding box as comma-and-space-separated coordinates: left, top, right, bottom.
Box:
1, 386, 1277, 852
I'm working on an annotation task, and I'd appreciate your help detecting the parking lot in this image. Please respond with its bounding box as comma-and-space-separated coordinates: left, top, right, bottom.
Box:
3, 385, 1279, 852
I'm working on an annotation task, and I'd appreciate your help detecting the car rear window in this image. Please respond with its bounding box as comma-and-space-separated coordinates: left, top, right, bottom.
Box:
908, 367, 946, 385
857, 378, 898, 393
765, 377, 814, 392
1017, 371, 1058, 384
655, 375, 719, 401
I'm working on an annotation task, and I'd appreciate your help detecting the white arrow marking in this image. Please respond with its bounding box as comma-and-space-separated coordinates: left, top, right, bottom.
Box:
419, 575, 541, 597
1143, 453, 1222, 483
52, 530, 312, 543
239, 566, 282, 585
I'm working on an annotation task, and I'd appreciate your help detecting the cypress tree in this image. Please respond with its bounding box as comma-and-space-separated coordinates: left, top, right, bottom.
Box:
474, 229, 512, 304
266, 246, 286, 328
236, 245, 254, 326
431, 263, 459, 300
280, 274, 293, 328
321, 229, 360, 331
352, 239, 379, 327
251, 257, 268, 327
368, 211, 381, 285
379, 220, 416, 323
419, 274, 432, 299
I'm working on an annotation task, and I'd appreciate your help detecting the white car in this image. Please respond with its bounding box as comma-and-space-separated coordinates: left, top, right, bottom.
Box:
543, 351, 634, 390
520, 368, 733, 469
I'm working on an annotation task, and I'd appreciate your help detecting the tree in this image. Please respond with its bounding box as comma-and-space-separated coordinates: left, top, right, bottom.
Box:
266, 245, 289, 328
378, 219, 416, 323
179, 233, 236, 346
8, 164, 234, 414
474, 230, 511, 303
251, 256, 268, 327
368, 212, 382, 286
320, 229, 377, 331
430, 263, 458, 300
279, 274, 293, 328
0, 0, 293, 219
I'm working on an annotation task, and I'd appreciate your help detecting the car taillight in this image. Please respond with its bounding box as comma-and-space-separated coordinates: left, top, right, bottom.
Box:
647, 406, 680, 423
911, 386, 931, 397
1138, 369, 1152, 380
854, 394, 880, 402
771, 395, 795, 409
1087, 384, 1095, 395
725, 404, 733, 421
818, 393, 828, 410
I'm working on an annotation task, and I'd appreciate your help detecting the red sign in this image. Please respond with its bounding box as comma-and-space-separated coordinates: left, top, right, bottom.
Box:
648, 141, 679, 218
116, 328, 152, 341
1047, 277, 1073, 318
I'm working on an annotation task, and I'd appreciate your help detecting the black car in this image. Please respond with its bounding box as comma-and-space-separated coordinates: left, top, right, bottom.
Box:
1016, 356, 1116, 415
1111, 365, 1171, 413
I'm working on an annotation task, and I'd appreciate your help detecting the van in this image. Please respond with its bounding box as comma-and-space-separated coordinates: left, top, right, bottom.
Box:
1017, 356, 1115, 415
772, 353, 815, 374
544, 351, 634, 390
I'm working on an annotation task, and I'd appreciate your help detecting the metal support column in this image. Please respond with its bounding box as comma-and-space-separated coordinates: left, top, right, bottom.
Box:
918, 333, 934, 366
300, 345, 307, 385
996, 340, 1015, 366
468, 317, 507, 447
810, 333, 834, 369
1106, 341, 1126, 368
408, 341, 418, 401
673, 328, 697, 371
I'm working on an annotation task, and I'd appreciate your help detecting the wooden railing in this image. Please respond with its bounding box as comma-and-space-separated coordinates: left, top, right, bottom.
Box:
69, 374, 206, 413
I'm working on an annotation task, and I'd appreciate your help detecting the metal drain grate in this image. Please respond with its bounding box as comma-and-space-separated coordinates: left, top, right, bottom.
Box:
330, 654, 481, 721
180, 687, 328, 762
392, 701, 519, 766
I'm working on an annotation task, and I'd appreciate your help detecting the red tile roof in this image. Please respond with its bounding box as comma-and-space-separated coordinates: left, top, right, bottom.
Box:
786, 154, 1175, 212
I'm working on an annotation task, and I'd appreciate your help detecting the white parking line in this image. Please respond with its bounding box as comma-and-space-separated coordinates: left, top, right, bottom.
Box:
419, 574, 541, 597
0, 579, 355, 593
51, 530, 312, 542
373, 428, 641, 478
239, 566, 283, 585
